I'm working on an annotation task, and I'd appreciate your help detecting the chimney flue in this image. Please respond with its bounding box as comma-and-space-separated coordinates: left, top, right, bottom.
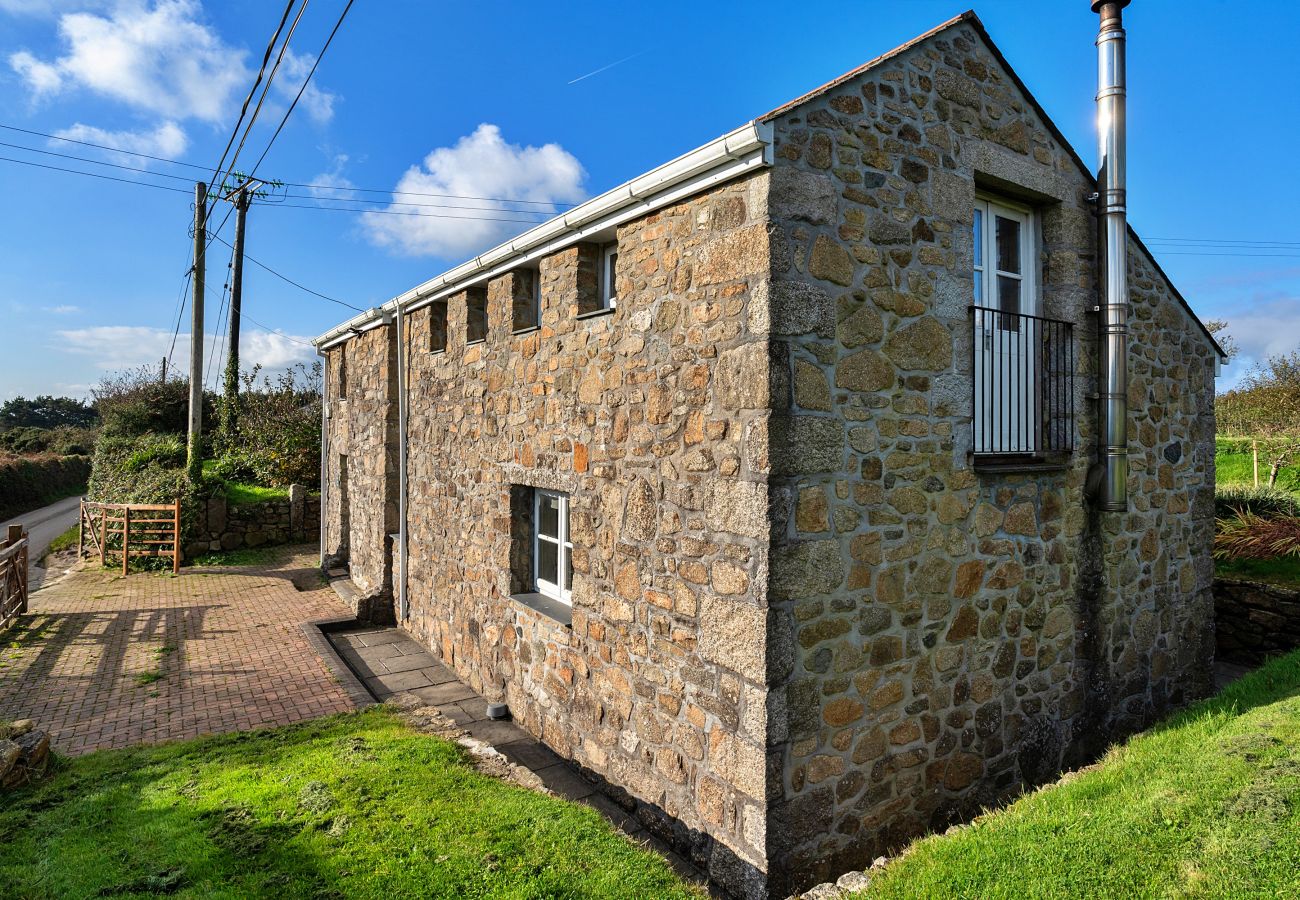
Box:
1093, 0, 1130, 512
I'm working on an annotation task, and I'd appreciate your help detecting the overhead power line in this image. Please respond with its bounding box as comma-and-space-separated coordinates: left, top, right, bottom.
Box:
0, 122, 577, 208
207, 0, 299, 198
0, 154, 192, 194
207, 231, 363, 311
247, 0, 353, 181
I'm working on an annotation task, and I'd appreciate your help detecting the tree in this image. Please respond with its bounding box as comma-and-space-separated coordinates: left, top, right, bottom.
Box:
1205, 319, 1239, 359
0, 395, 98, 430
1218, 351, 1300, 486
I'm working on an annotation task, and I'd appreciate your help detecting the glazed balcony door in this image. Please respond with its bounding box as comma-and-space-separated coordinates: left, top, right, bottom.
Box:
973, 199, 1038, 454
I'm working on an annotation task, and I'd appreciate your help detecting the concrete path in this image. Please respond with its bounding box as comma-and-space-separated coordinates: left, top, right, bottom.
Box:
327, 625, 706, 885
0, 545, 360, 755
2, 494, 81, 591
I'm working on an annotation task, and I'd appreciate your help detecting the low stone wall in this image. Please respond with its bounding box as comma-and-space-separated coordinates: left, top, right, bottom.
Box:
184, 485, 320, 560
0, 719, 50, 789
1214, 577, 1300, 666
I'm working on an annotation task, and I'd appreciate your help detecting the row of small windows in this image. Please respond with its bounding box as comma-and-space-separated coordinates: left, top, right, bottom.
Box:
429, 242, 617, 354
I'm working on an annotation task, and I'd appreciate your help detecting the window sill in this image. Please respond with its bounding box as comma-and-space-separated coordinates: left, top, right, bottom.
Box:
576, 307, 615, 321
465, 338, 486, 346
512, 325, 540, 336
508, 591, 572, 628
430, 348, 446, 355
972, 452, 1071, 475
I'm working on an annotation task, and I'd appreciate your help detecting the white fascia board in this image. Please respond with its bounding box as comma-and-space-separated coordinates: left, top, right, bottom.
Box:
313, 120, 773, 348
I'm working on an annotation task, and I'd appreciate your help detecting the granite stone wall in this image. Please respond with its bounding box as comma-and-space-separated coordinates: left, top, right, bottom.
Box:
324, 326, 400, 622
186, 488, 320, 559
760, 21, 1216, 891
318, 19, 1217, 898
400, 172, 775, 896
1215, 578, 1300, 666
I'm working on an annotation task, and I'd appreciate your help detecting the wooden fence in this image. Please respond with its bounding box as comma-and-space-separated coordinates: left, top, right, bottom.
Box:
1, 524, 29, 631
79, 499, 181, 574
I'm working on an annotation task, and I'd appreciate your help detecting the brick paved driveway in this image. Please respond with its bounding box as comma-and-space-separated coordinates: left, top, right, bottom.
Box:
0, 546, 358, 755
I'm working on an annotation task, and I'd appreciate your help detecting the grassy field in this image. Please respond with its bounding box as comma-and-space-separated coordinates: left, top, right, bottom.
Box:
1215, 444, 1300, 492
854, 649, 1300, 898
0, 709, 698, 899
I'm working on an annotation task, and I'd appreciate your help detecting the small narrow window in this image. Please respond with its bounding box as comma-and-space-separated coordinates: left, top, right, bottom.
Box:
513, 268, 540, 332
337, 346, 347, 398
466, 286, 488, 344
533, 490, 572, 604
598, 243, 618, 310
429, 299, 448, 353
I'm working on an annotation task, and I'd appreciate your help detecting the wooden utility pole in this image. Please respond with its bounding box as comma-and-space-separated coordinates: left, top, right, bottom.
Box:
160, 357, 168, 383
221, 187, 249, 445
188, 181, 207, 482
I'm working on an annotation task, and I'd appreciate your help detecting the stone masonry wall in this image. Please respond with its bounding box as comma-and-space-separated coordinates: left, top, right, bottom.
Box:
186, 489, 320, 559
400, 172, 775, 896
1214, 578, 1300, 667
760, 21, 1216, 893
324, 326, 399, 620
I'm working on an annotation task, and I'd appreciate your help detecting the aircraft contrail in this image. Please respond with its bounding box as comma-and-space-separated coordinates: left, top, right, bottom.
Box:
567, 51, 644, 85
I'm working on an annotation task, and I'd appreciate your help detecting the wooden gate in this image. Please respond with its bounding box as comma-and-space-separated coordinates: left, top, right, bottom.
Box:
1, 524, 29, 631
79, 499, 181, 574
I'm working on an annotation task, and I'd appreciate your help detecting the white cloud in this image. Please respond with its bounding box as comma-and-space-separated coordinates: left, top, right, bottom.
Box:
362, 124, 587, 258
57, 325, 314, 374
306, 152, 355, 200
43, 304, 81, 314
53, 119, 187, 159
1214, 296, 1300, 391
277, 48, 336, 124
8, 0, 248, 122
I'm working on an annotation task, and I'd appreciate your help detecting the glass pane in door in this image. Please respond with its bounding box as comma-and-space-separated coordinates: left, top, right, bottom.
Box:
995, 216, 1021, 274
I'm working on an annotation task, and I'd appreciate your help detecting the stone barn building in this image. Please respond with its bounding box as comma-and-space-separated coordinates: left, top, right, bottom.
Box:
313, 10, 1224, 897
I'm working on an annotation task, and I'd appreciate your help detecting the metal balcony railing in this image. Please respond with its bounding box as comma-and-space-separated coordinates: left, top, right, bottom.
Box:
971, 306, 1075, 456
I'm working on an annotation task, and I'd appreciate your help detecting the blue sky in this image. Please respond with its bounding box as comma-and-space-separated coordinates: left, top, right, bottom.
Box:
0, 0, 1296, 400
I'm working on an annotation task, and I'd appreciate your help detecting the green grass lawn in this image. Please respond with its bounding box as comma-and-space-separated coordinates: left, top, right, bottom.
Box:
0, 709, 699, 899
853, 649, 1300, 899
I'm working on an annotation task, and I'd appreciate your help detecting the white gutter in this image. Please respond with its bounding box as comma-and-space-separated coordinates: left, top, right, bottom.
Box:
314, 120, 773, 350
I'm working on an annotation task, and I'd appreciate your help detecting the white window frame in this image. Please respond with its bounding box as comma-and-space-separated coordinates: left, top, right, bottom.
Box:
973, 193, 1037, 320
532, 489, 572, 604
598, 242, 618, 310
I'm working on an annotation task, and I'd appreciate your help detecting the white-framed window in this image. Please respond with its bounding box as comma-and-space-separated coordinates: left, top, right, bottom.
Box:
973, 195, 1036, 321
598, 242, 618, 309
533, 489, 572, 604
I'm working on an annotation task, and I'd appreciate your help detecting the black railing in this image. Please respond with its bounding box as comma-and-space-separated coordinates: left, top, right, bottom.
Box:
971, 306, 1075, 456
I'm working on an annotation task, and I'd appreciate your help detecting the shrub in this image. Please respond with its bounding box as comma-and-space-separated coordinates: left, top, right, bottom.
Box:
93, 364, 204, 439
1215, 511, 1300, 560
225, 363, 321, 488
123, 435, 186, 472
1215, 484, 1300, 520
0, 454, 91, 522
209, 451, 260, 483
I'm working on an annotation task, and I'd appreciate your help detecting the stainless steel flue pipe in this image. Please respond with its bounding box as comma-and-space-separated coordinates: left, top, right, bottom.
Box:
1094, 0, 1130, 511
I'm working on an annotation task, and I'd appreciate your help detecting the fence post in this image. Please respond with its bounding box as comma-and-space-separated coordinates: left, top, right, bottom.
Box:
8, 525, 25, 614
173, 497, 182, 574
1253, 439, 1260, 487
99, 507, 107, 568
78, 499, 85, 559
122, 505, 131, 576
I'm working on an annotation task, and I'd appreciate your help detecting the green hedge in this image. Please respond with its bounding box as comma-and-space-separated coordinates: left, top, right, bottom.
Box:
0, 454, 91, 523
88, 433, 216, 551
